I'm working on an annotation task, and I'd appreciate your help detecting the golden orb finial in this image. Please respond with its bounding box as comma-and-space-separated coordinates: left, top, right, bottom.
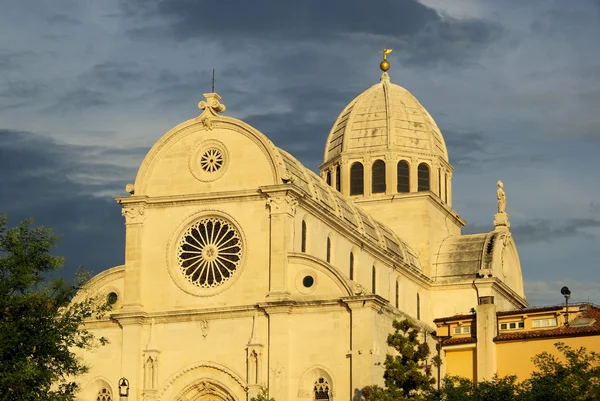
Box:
380, 48, 393, 72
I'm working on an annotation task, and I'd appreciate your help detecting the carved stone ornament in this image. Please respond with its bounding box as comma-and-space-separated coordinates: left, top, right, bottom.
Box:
353, 283, 366, 295
122, 205, 146, 224
200, 319, 209, 338
197, 93, 226, 130
125, 183, 135, 194
266, 195, 298, 215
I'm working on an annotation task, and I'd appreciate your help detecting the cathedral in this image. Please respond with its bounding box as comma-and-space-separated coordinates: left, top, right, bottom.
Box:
77, 53, 526, 401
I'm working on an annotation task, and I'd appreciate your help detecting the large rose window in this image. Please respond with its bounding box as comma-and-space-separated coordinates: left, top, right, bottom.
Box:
178, 217, 242, 288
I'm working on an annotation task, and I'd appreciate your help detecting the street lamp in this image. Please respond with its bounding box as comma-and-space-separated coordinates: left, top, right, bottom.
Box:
561, 286, 571, 326
118, 377, 130, 400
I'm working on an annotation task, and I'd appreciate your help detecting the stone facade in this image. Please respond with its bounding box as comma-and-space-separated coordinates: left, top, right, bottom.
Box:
76, 72, 527, 401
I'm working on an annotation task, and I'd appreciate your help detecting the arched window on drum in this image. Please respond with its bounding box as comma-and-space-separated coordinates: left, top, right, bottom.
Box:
417, 163, 430, 192
397, 160, 410, 193
372, 159, 386, 194
350, 162, 364, 195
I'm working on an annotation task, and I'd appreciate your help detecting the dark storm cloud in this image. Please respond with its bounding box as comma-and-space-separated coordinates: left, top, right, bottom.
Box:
122, 0, 501, 67
0, 50, 38, 72
464, 218, 600, 245
46, 14, 82, 27
445, 130, 549, 170
45, 88, 109, 113
0, 129, 147, 276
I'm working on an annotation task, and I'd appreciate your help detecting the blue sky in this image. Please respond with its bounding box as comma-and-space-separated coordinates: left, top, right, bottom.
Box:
1, 0, 599, 306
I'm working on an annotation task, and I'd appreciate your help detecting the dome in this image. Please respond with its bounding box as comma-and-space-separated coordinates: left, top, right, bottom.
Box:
323, 73, 448, 165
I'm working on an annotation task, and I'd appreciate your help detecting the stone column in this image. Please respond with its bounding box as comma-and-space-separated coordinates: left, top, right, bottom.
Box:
264, 305, 293, 401
476, 296, 497, 382
121, 204, 146, 311
265, 194, 297, 300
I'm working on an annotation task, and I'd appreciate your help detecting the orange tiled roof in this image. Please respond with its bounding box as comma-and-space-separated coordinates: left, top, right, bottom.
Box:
441, 336, 477, 346
494, 304, 600, 342
496, 305, 564, 316
433, 313, 476, 323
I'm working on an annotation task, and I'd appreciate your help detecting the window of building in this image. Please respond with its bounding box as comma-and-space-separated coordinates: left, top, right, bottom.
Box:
417, 293, 421, 320
314, 377, 330, 400
372, 160, 386, 193
326, 237, 331, 263
532, 318, 558, 328
499, 321, 525, 330
417, 163, 430, 192
350, 162, 364, 195
397, 161, 410, 193
335, 165, 341, 192
438, 169, 442, 198
349, 252, 354, 280
444, 173, 448, 203
395, 280, 399, 308
96, 388, 112, 401
453, 326, 471, 335
326, 171, 331, 186
301, 221, 307, 253
372, 266, 376, 293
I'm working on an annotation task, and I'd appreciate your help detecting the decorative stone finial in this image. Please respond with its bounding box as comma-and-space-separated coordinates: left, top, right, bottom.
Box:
380, 48, 393, 72
197, 93, 226, 130
497, 180, 506, 214
125, 183, 134, 195
494, 180, 510, 230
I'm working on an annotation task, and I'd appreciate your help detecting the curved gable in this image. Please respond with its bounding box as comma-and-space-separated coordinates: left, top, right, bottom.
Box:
134, 111, 288, 197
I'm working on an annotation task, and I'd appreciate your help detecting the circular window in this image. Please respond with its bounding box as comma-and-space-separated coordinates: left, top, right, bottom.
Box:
189, 139, 229, 182
178, 217, 242, 288
107, 292, 118, 305
200, 148, 224, 172
302, 275, 314, 288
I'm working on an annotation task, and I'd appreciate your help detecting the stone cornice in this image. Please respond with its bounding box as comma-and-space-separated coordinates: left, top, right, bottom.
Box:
431, 278, 527, 309
354, 192, 467, 227
115, 188, 263, 208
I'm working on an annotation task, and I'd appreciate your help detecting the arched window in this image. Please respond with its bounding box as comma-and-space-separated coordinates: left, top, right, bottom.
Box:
372, 266, 377, 293
417, 293, 421, 320
350, 162, 364, 195
326, 171, 331, 186
372, 160, 386, 193
335, 165, 341, 192
326, 237, 331, 263
301, 221, 307, 253
395, 280, 399, 308
349, 252, 354, 280
417, 163, 430, 192
96, 388, 112, 401
445, 173, 448, 204
314, 377, 330, 400
397, 161, 410, 193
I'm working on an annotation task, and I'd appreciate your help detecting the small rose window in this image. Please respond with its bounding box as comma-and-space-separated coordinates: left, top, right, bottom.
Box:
178, 217, 242, 288
200, 148, 224, 172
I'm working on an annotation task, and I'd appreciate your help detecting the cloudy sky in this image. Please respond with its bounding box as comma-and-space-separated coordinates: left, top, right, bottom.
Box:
1, 0, 599, 306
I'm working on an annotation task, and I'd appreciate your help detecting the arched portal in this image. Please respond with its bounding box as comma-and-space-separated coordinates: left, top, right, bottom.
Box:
175, 379, 237, 401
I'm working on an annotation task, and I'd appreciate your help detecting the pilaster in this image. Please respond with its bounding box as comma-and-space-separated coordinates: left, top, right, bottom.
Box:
265, 193, 297, 300
121, 203, 146, 311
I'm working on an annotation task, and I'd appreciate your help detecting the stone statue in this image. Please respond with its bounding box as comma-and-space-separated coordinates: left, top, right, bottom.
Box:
497, 180, 506, 214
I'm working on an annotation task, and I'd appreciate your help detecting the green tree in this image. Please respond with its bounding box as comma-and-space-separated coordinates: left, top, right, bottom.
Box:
249, 387, 276, 401
363, 319, 435, 401
0, 215, 110, 401
439, 375, 522, 401
522, 342, 600, 401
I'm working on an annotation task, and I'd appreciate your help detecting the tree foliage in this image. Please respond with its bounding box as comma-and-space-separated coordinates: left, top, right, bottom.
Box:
0, 215, 110, 401
363, 319, 435, 401
249, 387, 276, 401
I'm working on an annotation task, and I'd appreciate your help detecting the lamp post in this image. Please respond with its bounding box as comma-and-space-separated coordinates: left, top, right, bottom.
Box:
561, 286, 571, 326
118, 377, 130, 401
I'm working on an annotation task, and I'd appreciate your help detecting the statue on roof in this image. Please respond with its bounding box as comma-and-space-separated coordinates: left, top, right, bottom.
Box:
497, 180, 506, 214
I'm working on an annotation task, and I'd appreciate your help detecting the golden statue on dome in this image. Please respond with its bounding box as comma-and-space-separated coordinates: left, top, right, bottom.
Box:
380, 48, 393, 72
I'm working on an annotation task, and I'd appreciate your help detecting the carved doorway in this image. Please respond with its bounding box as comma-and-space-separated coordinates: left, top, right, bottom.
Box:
175, 379, 236, 401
